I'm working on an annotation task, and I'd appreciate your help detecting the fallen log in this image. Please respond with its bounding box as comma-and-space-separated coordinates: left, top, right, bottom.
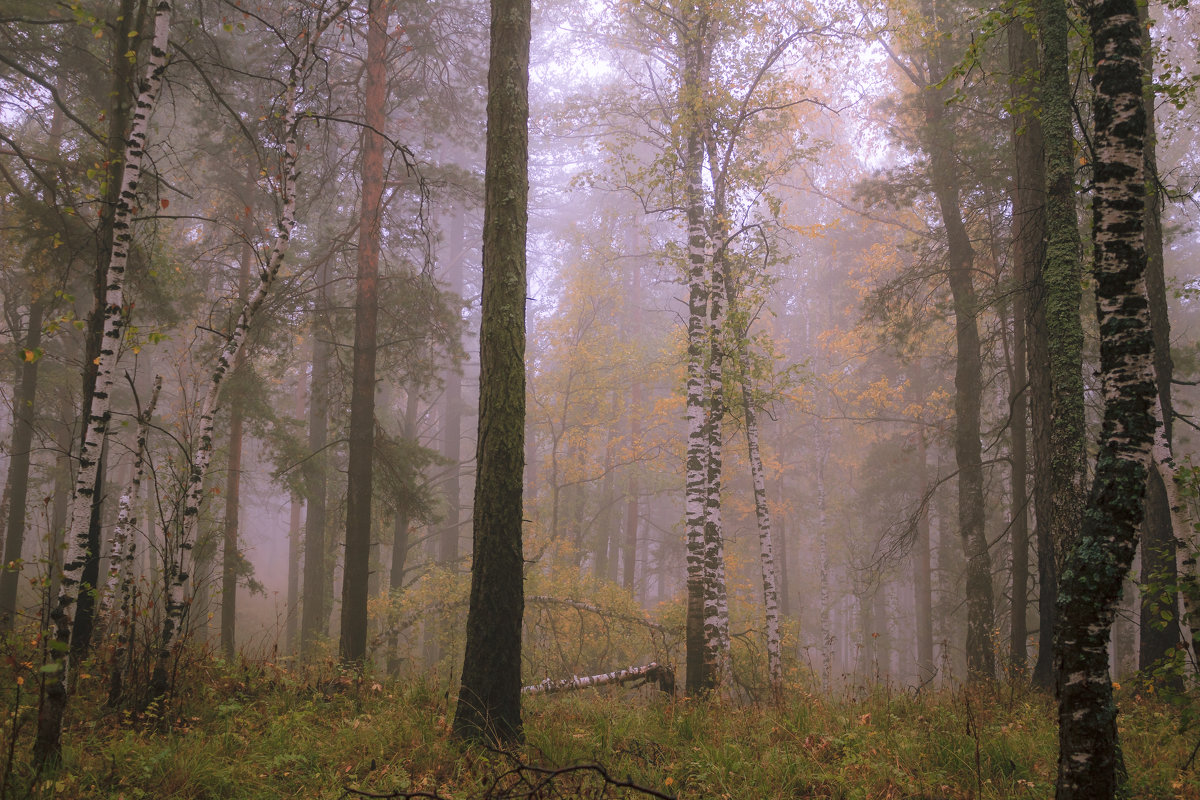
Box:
522, 662, 675, 696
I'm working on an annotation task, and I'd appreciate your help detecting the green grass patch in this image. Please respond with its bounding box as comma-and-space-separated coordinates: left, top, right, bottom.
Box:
2, 657, 1198, 799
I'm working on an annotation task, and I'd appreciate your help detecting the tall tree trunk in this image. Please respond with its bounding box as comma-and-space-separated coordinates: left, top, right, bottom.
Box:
452, 0, 530, 745
741, 382, 781, 698
285, 375, 306, 655
1055, 1, 1152, 794
1034, 0, 1087, 690
221, 239, 252, 660
340, 0, 391, 667
440, 209, 466, 571
34, 1, 171, 768
302, 285, 332, 655
1007, 16, 1041, 676
914, 427, 935, 683
818, 435, 832, 689
1137, 0, 1180, 673
0, 300, 45, 631
923, 6, 994, 681
681, 2, 713, 697
72, 0, 146, 667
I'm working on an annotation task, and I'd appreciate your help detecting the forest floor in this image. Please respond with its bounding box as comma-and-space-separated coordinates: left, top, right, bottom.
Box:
3, 654, 1199, 800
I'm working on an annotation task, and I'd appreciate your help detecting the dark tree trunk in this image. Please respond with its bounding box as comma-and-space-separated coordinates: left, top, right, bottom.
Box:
452, 0, 530, 745
923, 2, 994, 681
1007, 17, 1042, 676
1055, 1, 1153, 794
0, 300, 45, 631
914, 427, 935, 683
1034, 0, 1088, 690
301, 307, 332, 655
285, 376, 306, 654
340, 0, 390, 666
221, 238, 252, 659
440, 209, 466, 570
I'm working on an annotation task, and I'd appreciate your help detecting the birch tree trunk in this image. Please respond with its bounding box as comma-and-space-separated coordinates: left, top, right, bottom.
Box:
152, 18, 327, 694
1054, 1, 1154, 794
681, 2, 713, 697
104, 375, 161, 705
741, 382, 781, 698
33, 0, 172, 768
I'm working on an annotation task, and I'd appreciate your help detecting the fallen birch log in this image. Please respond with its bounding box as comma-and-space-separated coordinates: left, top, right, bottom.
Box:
522, 662, 674, 696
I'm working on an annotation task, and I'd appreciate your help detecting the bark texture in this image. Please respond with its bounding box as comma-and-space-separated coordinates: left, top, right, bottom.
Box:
1034, 0, 1087, 689
1055, 2, 1153, 795
452, 0, 530, 745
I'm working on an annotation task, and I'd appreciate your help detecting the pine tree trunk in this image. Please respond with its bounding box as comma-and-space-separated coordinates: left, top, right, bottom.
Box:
341, 0, 391, 667
1055, 2, 1152, 793
452, 0, 530, 745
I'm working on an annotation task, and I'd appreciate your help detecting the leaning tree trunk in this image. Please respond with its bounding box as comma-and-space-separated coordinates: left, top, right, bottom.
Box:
1054, 2, 1153, 795
1145, 398, 1200, 668
33, 0, 172, 769
152, 32, 318, 697
452, 0, 531, 745
340, 0, 390, 667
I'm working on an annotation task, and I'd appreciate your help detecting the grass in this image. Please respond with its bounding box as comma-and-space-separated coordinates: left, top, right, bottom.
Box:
4, 655, 1200, 799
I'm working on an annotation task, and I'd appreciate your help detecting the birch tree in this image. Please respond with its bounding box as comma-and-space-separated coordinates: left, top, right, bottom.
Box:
33, 0, 172, 769
1054, 0, 1156, 793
